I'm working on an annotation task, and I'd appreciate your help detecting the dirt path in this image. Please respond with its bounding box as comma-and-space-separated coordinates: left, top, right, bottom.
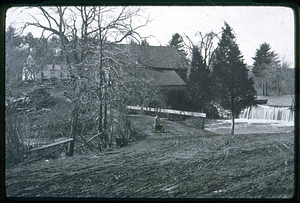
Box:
5, 115, 294, 198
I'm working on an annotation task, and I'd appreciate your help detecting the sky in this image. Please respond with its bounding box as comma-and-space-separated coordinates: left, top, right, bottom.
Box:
6, 6, 295, 67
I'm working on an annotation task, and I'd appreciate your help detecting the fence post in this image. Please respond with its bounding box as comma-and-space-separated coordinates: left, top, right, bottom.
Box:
69, 106, 79, 157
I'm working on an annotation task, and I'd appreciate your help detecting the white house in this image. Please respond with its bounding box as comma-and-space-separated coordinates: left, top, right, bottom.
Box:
35, 64, 70, 80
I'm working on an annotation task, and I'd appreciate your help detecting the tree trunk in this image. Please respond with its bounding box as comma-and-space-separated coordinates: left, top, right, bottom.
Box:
231, 115, 235, 134
103, 67, 108, 148
104, 103, 108, 149
69, 105, 79, 157
200, 118, 205, 130
277, 83, 281, 95
104, 104, 107, 132
98, 33, 103, 151
98, 69, 103, 150
262, 80, 265, 96
98, 102, 103, 151
231, 98, 235, 135
265, 76, 268, 96
109, 103, 113, 148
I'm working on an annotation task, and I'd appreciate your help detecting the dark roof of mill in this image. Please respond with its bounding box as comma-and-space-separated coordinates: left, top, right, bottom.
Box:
109, 44, 188, 70
145, 69, 186, 87
108, 44, 187, 87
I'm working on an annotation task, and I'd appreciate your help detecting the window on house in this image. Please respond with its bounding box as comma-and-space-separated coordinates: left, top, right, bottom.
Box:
41, 72, 44, 78
60, 72, 63, 78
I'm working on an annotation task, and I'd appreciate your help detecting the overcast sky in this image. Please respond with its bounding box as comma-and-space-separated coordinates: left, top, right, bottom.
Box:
6, 6, 295, 67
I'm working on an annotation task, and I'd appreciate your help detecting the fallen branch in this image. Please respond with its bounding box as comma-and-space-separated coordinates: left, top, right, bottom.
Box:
74, 139, 101, 151
74, 133, 102, 150
78, 133, 94, 152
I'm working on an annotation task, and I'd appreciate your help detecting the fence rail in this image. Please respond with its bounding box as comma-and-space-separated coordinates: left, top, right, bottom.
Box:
25, 138, 74, 154
126, 106, 206, 118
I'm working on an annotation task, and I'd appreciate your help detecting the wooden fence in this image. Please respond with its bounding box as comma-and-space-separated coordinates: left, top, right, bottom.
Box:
23, 138, 74, 164
25, 138, 74, 154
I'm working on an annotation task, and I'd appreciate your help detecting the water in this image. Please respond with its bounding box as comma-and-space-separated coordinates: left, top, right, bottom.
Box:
205, 119, 294, 134
205, 104, 294, 134
239, 105, 294, 122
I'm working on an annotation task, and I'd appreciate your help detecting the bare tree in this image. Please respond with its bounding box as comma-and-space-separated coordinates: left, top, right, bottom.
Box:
280, 60, 295, 108
22, 6, 153, 154
184, 31, 221, 69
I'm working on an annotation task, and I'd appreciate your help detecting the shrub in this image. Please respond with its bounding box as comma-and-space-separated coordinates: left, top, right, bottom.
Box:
165, 89, 193, 111
5, 113, 31, 166
203, 103, 220, 119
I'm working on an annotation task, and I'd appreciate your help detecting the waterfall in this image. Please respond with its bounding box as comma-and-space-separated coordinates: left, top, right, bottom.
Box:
239, 105, 294, 122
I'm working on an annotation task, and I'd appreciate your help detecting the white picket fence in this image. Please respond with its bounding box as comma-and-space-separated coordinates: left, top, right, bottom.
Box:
126, 106, 206, 118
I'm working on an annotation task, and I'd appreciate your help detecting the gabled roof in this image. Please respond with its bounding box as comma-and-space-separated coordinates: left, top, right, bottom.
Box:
107, 44, 187, 87
110, 44, 188, 70
135, 45, 187, 70
145, 69, 186, 87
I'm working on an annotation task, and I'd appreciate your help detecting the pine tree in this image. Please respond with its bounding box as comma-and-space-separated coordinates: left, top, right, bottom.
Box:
188, 45, 211, 111
252, 43, 280, 95
168, 33, 186, 55
212, 22, 256, 134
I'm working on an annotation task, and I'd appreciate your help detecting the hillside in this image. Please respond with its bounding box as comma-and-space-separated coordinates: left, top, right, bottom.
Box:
5, 115, 294, 198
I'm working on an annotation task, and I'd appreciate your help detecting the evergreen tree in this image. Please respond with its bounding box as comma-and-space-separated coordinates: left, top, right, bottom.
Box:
141, 39, 149, 46
188, 45, 211, 111
24, 32, 37, 51
6, 26, 22, 47
168, 33, 189, 82
212, 22, 256, 134
252, 42, 280, 95
168, 33, 186, 55
5, 26, 28, 89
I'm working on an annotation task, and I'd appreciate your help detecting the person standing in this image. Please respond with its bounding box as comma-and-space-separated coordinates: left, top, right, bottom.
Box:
155, 115, 160, 125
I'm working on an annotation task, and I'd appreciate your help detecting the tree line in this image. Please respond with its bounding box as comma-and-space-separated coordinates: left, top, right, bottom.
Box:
166, 22, 294, 134
166, 22, 256, 134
